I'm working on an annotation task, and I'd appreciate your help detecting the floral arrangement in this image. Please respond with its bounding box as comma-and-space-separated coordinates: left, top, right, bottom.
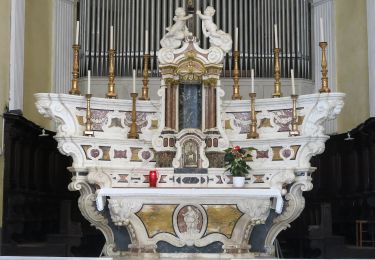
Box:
224, 146, 254, 177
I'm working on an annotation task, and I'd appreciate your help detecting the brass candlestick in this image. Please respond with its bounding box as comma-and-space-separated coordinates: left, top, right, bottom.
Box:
106, 48, 117, 98
84, 94, 94, 136
319, 42, 330, 93
272, 48, 282, 98
289, 94, 300, 136
232, 50, 242, 100
247, 92, 259, 139
69, 44, 81, 95
128, 93, 139, 139
139, 54, 150, 100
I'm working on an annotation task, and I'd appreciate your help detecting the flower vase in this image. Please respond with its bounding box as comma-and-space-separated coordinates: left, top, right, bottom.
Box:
233, 176, 245, 187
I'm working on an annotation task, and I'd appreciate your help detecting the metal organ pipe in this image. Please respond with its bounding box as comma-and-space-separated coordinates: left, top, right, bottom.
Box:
78, 0, 311, 79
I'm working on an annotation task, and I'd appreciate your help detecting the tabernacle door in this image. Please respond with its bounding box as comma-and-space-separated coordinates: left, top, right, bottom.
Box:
178, 83, 202, 130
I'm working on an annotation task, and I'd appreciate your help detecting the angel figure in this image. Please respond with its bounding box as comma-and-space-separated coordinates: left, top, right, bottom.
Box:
160, 7, 193, 49
196, 6, 232, 52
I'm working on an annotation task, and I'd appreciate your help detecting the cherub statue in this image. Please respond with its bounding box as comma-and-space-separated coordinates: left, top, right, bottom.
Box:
196, 6, 232, 53
160, 7, 193, 49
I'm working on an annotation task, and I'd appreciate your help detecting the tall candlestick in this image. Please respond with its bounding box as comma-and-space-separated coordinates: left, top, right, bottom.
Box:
87, 70, 91, 94
247, 92, 259, 139
145, 30, 149, 54
251, 69, 255, 93
274, 24, 279, 48
234, 27, 238, 51
291, 69, 295, 95
133, 69, 136, 93
289, 94, 300, 136
110, 25, 114, 49
320, 17, 324, 42
75, 21, 79, 45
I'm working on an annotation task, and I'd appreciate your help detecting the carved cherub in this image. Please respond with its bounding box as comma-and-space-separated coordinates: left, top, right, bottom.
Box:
160, 8, 193, 49
196, 6, 232, 52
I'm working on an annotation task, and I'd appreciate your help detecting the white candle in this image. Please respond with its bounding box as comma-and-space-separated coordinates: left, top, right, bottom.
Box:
274, 24, 278, 48
251, 69, 255, 93
132, 69, 136, 93
75, 21, 79, 45
234, 27, 238, 51
320, 17, 324, 42
110, 25, 114, 49
87, 70, 91, 94
145, 30, 149, 54
291, 69, 295, 95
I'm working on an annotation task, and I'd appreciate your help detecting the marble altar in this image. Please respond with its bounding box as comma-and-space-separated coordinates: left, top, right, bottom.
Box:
34, 6, 344, 259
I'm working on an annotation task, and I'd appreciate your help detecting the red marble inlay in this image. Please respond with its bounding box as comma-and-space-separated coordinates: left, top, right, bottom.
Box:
90, 149, 100, 158
256, 150, 269, 159
114, 149, 127, 158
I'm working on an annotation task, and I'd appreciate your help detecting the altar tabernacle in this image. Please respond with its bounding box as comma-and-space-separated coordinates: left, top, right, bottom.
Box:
35, 5, 344, 259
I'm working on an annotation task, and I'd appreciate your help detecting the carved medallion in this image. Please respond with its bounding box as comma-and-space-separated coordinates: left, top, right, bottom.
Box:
173, 204, 207, 246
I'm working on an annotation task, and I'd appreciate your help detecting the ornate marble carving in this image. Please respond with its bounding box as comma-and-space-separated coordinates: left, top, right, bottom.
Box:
108, 199, 143, 226
205, 152, 225, 168
196, 6, 232, 53
160, 8, 192, 49
264, 169, 314, 254
172, 129, 209, 168
68, 174, 120, 257
35, 20, 345, 256
155, 151, 176, 168
95, 188, 282, 253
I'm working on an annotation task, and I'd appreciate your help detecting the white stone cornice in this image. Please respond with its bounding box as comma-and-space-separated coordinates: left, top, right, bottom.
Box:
367, 0, 375, 117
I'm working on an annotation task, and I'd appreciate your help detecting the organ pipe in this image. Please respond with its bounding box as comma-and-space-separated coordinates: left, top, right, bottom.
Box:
78, 0, 311, 79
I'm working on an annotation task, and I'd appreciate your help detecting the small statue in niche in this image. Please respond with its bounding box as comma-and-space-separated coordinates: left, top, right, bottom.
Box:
184, 141, 198, 168
160, 7, 193, 49
196, 6, 232, 53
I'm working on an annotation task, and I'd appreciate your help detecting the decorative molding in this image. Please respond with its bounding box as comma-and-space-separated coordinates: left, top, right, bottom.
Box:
311, 0, 337, 134
368, 0, 375, 117
9, 0, 25, 111
77, 77, 314, 101
53, 0, 75, 94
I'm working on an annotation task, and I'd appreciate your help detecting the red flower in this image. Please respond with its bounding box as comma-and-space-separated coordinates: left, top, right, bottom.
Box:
232, 145, 241, 152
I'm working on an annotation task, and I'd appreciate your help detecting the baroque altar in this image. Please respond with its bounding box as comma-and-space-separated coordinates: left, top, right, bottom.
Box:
35, 6, 344, 258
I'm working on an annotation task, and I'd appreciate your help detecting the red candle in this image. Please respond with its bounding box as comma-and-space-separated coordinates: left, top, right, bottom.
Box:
149, 170, 158, 187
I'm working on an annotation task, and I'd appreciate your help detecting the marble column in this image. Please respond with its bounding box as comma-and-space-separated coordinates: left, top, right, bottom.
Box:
367, 0, 375, 117
204, 82, 217, 130
165, 84, 172, 129
311, 0, 337, 134
53, 0, 75, 94
171, 83, 177, 130
9, 0, 25, 111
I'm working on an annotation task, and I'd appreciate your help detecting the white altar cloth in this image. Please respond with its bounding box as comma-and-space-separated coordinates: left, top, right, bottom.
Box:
95, 188, 284, 213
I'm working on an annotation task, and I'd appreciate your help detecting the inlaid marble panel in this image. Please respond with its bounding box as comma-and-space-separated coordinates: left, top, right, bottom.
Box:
136, 204, 177, 238
179, 84, 202, 130
205, 205, 243, 238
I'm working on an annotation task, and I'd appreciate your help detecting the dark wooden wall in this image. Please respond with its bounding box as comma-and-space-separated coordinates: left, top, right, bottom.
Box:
279, 118, 375, 257
1, 112, 103, 256
309, 118, 375, 241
